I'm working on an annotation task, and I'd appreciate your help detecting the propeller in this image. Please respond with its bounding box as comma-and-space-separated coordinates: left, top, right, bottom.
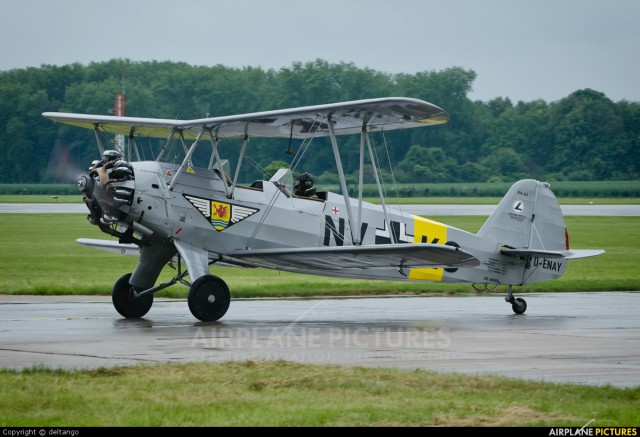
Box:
77, 151, 135, 226
42, 143, 86, 186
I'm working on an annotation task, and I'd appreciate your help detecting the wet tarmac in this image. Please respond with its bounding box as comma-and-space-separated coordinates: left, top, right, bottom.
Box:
1, 292, 638, 388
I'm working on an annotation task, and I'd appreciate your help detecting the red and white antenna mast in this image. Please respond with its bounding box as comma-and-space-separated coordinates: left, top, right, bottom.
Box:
111, 76, 127, 158
114, 92, 125, 117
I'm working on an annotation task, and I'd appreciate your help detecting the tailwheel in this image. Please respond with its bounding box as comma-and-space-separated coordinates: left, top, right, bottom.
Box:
511, 297, 527, 315
112, 273, 154, 318
188, 274, 230, 322
504, 285, 527, 315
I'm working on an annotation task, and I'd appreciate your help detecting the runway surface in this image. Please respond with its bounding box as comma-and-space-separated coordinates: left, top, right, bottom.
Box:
1, 292, 639, 388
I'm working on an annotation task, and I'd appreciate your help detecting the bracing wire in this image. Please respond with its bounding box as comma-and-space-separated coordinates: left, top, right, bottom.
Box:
242, 115, 355, 247
97, 127, 124, 158
380, 129, 402, 203
288, 114, 323, 174
374, 128, 405, 214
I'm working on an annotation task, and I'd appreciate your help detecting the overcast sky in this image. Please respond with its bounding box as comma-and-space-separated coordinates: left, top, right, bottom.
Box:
2, 0, 638, 103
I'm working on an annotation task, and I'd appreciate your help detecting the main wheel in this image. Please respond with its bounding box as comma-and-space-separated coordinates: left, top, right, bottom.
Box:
112, 273, 154, 318
188, 275, 231, 322
511, 297, 527, 315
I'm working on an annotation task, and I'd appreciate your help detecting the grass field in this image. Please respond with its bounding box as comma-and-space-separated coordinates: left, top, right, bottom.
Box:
0, 214, 638, 297
1, 361, 638, 426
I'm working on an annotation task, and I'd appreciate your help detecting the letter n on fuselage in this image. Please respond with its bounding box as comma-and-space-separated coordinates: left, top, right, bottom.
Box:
323, 215, 368, 246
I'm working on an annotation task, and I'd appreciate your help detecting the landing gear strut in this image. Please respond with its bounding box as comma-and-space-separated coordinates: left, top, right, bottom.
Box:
110, 254, 231, 322
505, 285, 527, 315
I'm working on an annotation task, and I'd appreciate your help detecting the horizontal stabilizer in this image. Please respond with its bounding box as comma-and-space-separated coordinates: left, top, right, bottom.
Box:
502, 247, 605, 259
563, 249, 605, 259
501, 248, 565, 259
226, 243, 480, 271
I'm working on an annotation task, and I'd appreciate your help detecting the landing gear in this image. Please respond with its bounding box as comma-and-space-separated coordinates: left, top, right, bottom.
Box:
112, 273, 154, 318
505, 285, 527, 315
110, 256, 231, 322
188, 275, 231, 322
511, 297, 527, 314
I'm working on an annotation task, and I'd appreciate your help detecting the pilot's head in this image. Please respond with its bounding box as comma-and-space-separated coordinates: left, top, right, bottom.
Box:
102, 150, 122, 163
294, 172, 314, 195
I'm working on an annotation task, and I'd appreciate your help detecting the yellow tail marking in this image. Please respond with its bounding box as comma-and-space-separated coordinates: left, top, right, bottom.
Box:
408, 215, 447, 281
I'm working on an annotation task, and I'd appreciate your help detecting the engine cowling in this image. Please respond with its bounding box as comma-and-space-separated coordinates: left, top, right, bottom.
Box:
79, 150, 135, 227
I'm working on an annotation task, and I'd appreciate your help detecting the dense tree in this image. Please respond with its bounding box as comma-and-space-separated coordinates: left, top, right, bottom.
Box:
547, 90, 623, 180
0, 60, 638, 184
397, 145, 459, 183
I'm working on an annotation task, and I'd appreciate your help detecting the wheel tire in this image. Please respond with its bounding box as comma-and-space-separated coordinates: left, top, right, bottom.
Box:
112, 273, 154, 318
511, 297, 527, 315
188, 275, 231, 322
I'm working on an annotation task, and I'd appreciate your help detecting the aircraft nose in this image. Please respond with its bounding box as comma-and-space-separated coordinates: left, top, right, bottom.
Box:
79, 158, 136, 226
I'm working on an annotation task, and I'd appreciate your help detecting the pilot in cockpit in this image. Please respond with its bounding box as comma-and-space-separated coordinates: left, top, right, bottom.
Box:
294, 172, 319, 198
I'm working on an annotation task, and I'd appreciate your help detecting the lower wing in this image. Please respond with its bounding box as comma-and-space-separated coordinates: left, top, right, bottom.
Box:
224, 243, 480, 271
77, 238, 479, 271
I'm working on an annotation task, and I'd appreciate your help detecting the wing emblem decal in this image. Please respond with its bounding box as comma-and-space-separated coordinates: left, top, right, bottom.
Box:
184, 194, 259, 231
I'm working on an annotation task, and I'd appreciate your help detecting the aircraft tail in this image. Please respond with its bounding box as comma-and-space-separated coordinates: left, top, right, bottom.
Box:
477, 179, 604, 284
477, 179, 567, 252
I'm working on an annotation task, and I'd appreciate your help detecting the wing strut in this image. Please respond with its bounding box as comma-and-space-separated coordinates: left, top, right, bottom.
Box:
128, 132, 141, 161
178, 130, 190, 155
169, 129, 205, 191
230, 133, 249, 198
207, 131, 218, 170
93, 126, 105, 156
364, 129, 396, 243
155, 128, 178, 162
328, 115, 357, 245
207, 128, 232, 199
356, 128, 365, 244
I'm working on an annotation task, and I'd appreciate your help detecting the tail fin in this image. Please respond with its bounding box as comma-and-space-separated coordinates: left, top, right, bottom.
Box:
477, 179, 566, 251
477, 179, 604, 285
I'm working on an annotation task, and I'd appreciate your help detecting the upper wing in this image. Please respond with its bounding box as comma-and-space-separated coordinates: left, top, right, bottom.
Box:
42, 97, 448, 140
224, 243, 479, 271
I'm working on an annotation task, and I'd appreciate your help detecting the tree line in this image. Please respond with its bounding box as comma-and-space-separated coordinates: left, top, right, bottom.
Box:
0, 59, 638, 184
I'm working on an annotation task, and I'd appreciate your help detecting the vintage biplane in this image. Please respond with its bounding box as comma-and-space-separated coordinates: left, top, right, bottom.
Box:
43, 97, 604, 321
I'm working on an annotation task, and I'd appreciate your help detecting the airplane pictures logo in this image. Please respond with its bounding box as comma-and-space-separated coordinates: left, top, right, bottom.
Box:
548, 424, 637, 437
184, 194, 259, 231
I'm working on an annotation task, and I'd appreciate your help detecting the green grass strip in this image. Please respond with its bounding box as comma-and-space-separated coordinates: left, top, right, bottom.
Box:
0, 214, 638, 296
0, 360, 638, 426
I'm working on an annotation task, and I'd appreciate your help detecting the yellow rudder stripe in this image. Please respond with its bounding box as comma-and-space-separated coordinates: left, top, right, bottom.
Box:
408, 215, 448, 282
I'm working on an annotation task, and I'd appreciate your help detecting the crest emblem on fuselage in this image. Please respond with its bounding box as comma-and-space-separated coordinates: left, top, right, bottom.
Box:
184, 194, 259, 231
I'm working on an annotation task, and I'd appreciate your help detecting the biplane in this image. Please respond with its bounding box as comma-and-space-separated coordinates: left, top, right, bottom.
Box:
43, 97, 604, 321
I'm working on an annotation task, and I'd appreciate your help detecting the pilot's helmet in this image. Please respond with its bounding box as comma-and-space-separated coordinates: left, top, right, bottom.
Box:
89, 160, 100, 170
103, 150, 122, 162
295, 172, 314, 191
113, 160, 130, 169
